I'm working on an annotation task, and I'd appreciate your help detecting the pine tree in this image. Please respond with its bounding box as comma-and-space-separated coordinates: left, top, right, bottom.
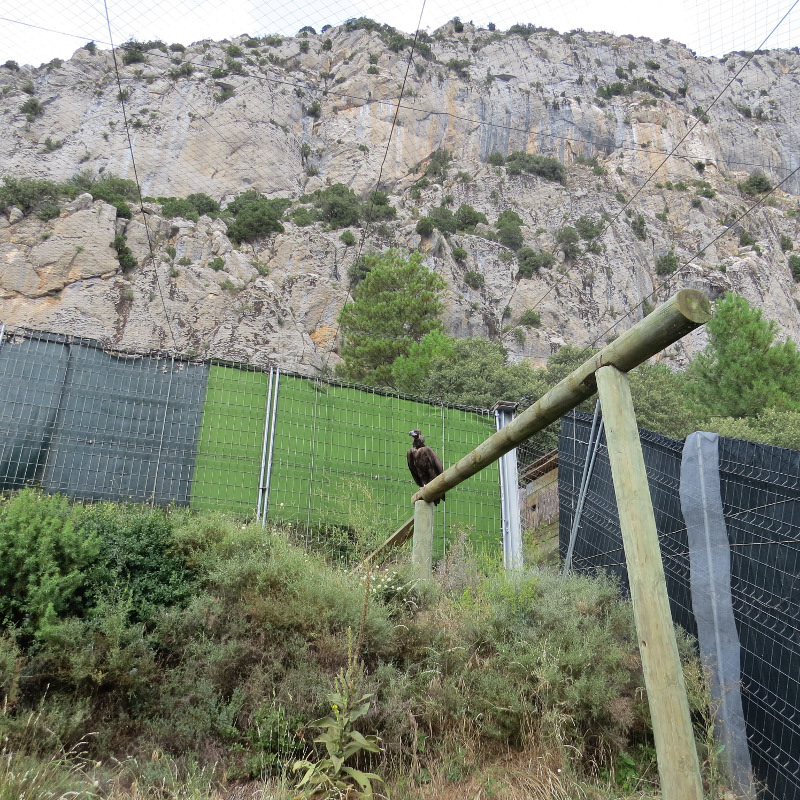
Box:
337, 249, 446, 386
687, 292, 800, 418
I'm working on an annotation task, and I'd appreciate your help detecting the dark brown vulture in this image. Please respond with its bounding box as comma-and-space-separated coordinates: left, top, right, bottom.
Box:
407, 429, 445, 505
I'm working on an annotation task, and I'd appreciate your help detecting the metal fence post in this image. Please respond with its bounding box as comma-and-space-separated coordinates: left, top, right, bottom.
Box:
493, 401, 523, 570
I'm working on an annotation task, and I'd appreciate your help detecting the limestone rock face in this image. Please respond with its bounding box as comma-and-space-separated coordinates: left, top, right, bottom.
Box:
1, 25, 799, 374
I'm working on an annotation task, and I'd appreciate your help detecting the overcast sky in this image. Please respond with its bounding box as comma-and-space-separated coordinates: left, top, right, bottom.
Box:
1, 0, 798, 67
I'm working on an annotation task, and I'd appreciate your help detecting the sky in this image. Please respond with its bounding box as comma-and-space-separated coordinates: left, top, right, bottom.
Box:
1, 0, 798, 67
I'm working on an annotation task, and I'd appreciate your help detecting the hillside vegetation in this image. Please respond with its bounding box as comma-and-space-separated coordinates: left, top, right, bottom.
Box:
0, 488, 729, 799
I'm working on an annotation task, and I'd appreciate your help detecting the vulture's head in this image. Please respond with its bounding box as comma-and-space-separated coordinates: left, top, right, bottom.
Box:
409, 429, 424, 445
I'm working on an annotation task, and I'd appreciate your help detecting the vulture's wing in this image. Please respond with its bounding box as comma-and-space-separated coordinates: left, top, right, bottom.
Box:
407, 448, 425, 487
429, 447, 444, 476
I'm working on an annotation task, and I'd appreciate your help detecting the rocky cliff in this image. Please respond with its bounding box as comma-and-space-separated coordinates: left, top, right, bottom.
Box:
1, 21, 799, 373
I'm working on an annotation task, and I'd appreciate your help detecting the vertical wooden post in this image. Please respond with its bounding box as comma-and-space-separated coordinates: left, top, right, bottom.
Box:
596, 365, 703, 800
412, 499, 435, 582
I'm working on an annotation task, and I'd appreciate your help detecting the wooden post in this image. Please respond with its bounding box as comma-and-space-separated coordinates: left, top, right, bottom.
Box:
413, 290, 711, 505
595, 365, 703, 800
412, 499, 435, 582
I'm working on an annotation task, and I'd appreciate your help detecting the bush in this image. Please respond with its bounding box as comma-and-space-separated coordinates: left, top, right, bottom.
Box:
780, 234, 794, 252
739, 170, 772, 196
70, 173, 138, 219
452, 246, 467, 261
487, 152, 505, 166
111, 233, 137, 271
2, 60, 20, 70
738, 230, 756, 247
291, 206, 314, 226
425, 148, 452, 182
519, 309, 542, 327
340, 229, 356, 246
209, 256, 225, 270
556, 225, 581, 259
517, 248, 553, 277
214, 86, 235, 102
445, 58, 471, 78
789, 254, 800, 280
0, 490, 101, 636
455, 203, 487, 230
367, 65, 379, 74
464, 270, 485, 289
306, 100, 322, 118
0, 176, 72, 216
574, 214, 604, 240
20, 97, 44, 120
416, 217, 434, 236
322, 38, 332, 51
363, 190, 396, 222
655, 250, 679, 275
302, 184, 360, 228
428, 205, 457, 235
630, 213, 647, 240
226, 191, 291, 243
168, 61, 193, 79
505, 151, 566, 184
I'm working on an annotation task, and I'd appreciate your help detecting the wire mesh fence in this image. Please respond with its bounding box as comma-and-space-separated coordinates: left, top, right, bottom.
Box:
559, 409, 800, 800
0, 324, 501, 559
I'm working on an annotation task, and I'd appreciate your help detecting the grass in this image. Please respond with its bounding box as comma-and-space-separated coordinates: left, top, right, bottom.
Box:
0, 488, 735, 800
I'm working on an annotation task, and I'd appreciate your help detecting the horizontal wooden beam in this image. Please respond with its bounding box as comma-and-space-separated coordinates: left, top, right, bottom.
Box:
413, 289, 710, 504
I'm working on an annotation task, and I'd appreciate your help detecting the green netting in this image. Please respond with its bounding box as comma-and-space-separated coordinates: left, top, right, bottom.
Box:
189, 367, 501, 556
190, 365, 270, 513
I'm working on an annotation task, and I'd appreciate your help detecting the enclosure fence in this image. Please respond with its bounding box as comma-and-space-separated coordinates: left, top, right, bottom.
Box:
0, 324, 501, 557
559, 410, 800, 800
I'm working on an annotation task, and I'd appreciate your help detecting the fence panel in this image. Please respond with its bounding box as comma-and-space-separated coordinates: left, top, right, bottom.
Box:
559, 410, 800, 800
0, 326, 502, 558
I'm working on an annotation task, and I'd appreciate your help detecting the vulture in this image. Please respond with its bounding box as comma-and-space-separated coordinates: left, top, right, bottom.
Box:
407, 429, 445, 505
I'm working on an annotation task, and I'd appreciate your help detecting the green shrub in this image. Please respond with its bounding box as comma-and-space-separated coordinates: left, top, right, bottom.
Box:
168, 61, 194, 79
445, 58, 471, 78
556, 225, 581, 259
454, 203, 487, 230
574, 214, 604, 240
20, 97, 44, 120
655, 250, 679, 275
644, 59, 660, 70
226, 191, 291, 243
364, 190, 396, 222
111, 233, 137, 271
0, 490, 101, 636
416, 217, 434, 236
630, 213, 647, 240
37, 204, 60, 221
519, 309, 541, 327
738, 230, 756, 247
209, 256, 225, 270
301, 184, 360, 228
367, 65, 379, 74
464, 270, 485, 289
291, 206, 314, 226
159, 196, 200, 221
169, 43, 186, 52
428, 205, 457, 235
340, 230, 357, 246
780, 234, 794, 252
504, 151, 566, 184
425, 148, 453, 182
517, 248, 553, 277
2, 60, 20, 70
739, 170, 772, 196
322, 38, 332, 51
214, 86, 235, 102
219, 278, 236, 292
306, 100, 321, 118
299, 40, 310, 54
452, 246, 467, 261
789, 254, 800, 280
0, 176, 74, 216
487, 152, 505, 166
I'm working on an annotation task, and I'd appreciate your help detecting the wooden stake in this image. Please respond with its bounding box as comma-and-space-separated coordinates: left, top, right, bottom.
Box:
412, 499, 435, 582
596, 365, 703, 800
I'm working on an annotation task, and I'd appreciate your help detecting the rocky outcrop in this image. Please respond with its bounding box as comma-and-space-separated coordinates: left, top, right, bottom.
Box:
1, 24, 799, 372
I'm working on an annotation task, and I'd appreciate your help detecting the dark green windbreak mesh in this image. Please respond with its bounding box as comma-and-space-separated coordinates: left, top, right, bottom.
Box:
190, 367, 501, 556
